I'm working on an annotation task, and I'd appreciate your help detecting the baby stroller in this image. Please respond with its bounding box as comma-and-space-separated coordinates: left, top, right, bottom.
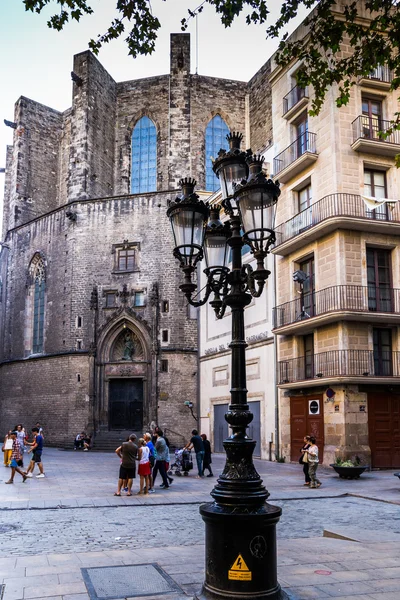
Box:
169, 448, 193, 476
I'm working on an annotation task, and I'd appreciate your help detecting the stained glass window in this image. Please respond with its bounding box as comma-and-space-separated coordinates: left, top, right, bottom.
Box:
131, 116, 157, 193
205, 115, 230, 192
31, 256, 46, 354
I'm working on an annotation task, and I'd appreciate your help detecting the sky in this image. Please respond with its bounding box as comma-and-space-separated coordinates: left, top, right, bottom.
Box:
0, 0, 310, 235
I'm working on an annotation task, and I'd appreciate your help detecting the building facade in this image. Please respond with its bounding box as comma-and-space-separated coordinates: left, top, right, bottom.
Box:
271, 12, 400, 467
0, 34, 253, 447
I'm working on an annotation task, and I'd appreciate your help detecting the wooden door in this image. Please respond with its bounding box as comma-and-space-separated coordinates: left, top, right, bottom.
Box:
290, 395, 324, 462
368, 392, 400, 468
109, 379, 143, 431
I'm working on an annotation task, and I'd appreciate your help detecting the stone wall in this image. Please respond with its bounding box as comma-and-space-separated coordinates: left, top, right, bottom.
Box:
6, 97, 63, 232
0, 354, 90, 446
67, 52, 117, 201
247, 59, 273, 155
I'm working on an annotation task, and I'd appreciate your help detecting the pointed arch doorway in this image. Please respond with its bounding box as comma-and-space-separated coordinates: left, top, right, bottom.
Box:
96, 313, 156, 434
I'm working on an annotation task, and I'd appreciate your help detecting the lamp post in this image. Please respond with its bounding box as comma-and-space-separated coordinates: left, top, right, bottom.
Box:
167, 132, 287, 600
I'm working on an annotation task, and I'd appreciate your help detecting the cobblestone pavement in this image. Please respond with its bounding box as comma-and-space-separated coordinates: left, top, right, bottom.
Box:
1, 496, 400, 556
1, 449, 400, 599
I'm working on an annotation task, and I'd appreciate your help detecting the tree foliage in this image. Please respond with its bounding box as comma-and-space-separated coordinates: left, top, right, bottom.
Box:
22, 1, 400, 164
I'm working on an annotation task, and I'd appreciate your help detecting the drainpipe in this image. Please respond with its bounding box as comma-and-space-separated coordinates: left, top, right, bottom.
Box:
273, 252, 280, 460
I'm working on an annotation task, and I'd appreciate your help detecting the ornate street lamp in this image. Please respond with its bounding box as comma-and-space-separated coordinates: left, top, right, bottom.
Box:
167, 132, 286, 600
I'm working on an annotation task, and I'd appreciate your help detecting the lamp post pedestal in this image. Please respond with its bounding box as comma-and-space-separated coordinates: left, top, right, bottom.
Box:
196, 502, 284, 600
194, 437, 287, 600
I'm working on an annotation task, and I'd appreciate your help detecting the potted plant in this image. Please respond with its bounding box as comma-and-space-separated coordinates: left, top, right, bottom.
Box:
330, 456, 369, 479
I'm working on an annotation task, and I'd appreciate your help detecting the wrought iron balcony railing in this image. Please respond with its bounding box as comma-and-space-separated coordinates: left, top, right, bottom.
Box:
278, 350, 400, 384
273, 285, 400, 329
274, 193, 400, 247
282, 85, 308, 115
273, 132, 317, 174
352, 116, 400, 146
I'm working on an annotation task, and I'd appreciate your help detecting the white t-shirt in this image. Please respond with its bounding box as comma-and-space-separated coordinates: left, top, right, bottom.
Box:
139, 446, 150, 464
4, 437, 13, 450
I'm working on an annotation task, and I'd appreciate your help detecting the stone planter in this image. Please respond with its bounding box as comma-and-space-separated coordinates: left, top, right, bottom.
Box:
330, 464, 368, 479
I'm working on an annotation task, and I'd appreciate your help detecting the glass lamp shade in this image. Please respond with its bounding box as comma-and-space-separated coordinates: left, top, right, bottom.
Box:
235, 186, 278, 252
216, 160, 248, 201
204, 230, 229, 272
169, 206, 207, 265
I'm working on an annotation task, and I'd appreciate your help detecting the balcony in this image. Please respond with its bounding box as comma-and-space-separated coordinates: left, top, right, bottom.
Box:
359, 66, 394, 91
282, 85, 309, 121
273, 132, 318, 183
278, 349, 400, 387
351, 116, 400, 157
273, 193, 400, 256
273, 285, 400, 334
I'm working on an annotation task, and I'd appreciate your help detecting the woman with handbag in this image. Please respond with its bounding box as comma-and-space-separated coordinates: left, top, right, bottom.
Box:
299, 435, 311, 486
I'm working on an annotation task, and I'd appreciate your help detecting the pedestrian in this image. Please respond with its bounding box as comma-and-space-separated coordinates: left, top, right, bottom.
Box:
35, 422, 44, 437
306, 436, 322, 489
2, 430, 13, 467
299, 435, 311, 486
144, 432, 156, 493
164, 442, 174, 486
24, 427, 45, 478
114, 434, 138, 496
185, 429, 205, 478
152, 429, 170, 489
5, 431, 27, 484
83, 433, 91, 451
74, 432, 85, 450
201, 434, 213, 477
137, 438, 151, 495
15, 424, 27, 456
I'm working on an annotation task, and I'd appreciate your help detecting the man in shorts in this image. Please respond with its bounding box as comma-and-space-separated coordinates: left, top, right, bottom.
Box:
5, 431, 28, 484
24, 427, 45, 478
114, 434, 138, 496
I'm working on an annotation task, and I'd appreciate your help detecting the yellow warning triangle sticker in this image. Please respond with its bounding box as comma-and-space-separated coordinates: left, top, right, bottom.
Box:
230, 554, 250, 571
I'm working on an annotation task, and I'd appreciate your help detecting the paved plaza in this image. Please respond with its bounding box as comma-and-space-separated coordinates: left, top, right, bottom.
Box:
0, 448, 400, 599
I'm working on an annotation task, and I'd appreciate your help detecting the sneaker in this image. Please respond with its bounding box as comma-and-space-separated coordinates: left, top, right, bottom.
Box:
148, 488, 155, 494
25, 473, 33, 478
123, 487, 128, 492
207, 473, 214, 477
36, 473, 45, 478
83, 448, 88, 452
168, 478, 174, 485
159, 484, 169, 489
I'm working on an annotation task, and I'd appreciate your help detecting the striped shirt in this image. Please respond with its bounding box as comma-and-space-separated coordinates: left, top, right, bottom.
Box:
11, 439, 22, 461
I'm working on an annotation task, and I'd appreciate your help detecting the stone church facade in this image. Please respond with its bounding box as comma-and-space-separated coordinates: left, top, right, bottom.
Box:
0, 34, 272, 446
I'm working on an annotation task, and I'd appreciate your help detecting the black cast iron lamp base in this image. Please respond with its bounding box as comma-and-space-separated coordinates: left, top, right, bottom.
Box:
167, 132, 286, 600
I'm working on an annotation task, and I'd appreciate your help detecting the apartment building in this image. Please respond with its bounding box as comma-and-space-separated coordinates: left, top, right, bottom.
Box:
271, 25, 400, 467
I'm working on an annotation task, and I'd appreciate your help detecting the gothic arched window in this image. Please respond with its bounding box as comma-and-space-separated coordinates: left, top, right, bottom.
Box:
205, 115, 230, 192
29, 255, 46, 354
131, 116, 157, 194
